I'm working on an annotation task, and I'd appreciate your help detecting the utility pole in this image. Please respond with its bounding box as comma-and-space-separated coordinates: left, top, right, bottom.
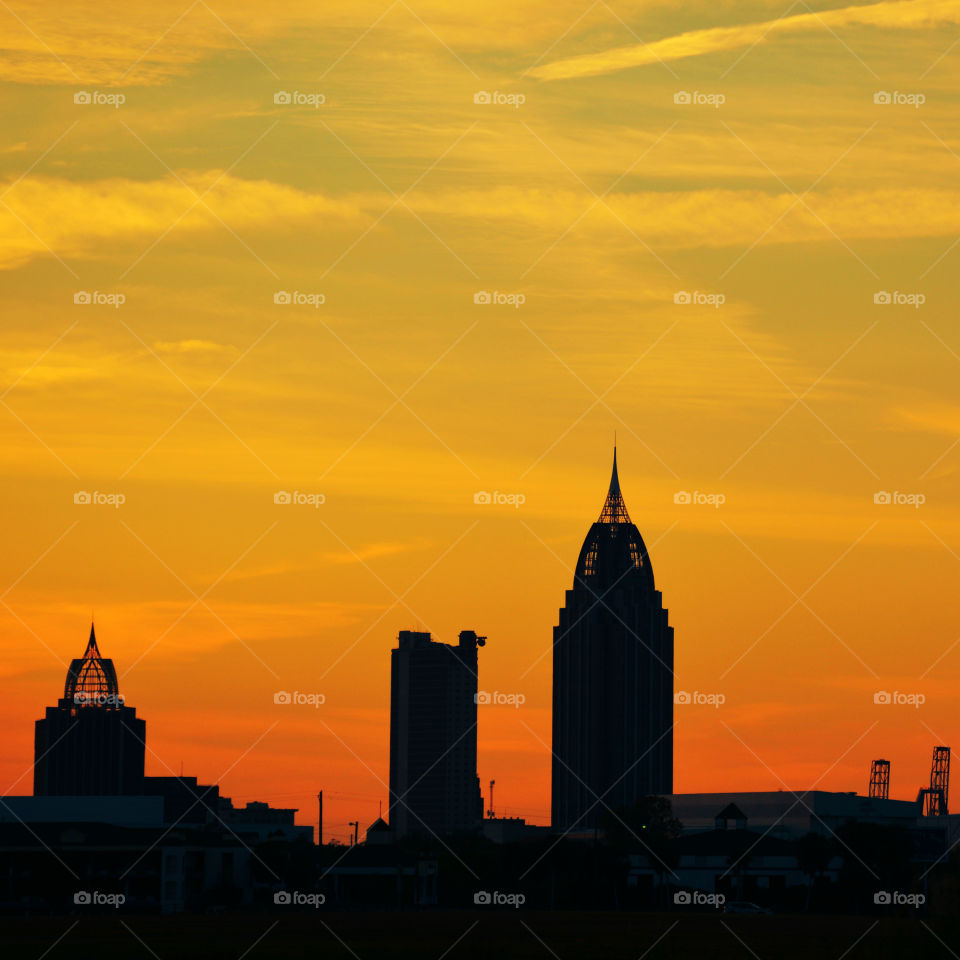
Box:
349, 820, 359, 846
317, 791, 323, 846
487, 779, 495, 819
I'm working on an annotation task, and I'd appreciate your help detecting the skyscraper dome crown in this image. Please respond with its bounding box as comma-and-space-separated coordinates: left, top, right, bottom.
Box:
573, 449, 655, 594
64, 624, 121, 706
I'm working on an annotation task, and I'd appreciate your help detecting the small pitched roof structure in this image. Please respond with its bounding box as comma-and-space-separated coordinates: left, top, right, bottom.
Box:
716, 802, 748, 821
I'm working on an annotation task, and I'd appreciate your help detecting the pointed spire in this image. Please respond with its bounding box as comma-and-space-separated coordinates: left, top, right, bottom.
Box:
84, 620, 101, 659
598, 446, 631, 524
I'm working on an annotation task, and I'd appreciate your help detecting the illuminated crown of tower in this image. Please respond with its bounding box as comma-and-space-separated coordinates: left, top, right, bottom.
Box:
573, 447, 655, 594
597, 447, 631, 524
63, 623, 121, 706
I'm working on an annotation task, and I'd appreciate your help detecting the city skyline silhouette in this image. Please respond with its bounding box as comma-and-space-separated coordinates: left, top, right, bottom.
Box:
2, 0, 959, 953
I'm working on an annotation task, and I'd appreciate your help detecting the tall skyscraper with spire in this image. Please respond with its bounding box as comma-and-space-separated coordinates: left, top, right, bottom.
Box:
33, 624, 145, 796
551, 449, 673, 833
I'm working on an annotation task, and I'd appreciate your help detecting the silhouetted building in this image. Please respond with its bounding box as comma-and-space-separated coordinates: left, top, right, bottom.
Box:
481, 816, 552, 844
552, 450, 673, 832
365, 816, 393, 845
33, 625, 145, 796
143, 776, 219, 826
389, 629, 485, 837
669, 791, 922, 837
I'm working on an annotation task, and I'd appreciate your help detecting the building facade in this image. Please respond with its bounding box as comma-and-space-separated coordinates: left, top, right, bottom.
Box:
552, 450, 674, 832
34, 625, 145, 796
388, 629, 485, 837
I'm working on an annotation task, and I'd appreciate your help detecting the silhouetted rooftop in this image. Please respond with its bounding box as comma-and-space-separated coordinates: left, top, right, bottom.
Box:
573, 449, 655, 595
63, 623, 121, 705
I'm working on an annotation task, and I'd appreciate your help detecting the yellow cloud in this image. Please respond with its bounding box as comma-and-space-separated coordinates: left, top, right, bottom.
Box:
153, 339, 234, 355
894, 402, 960, 436
0, 0, 651, 85
531, 0, 960, 79
406, 184, 960, 248
0, 171, 370, 268
322, 541, 429, 564
5, 171, 960, 269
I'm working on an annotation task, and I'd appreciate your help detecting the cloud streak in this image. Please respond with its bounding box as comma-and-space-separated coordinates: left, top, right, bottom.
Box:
0, 171, 369, 268
6, 173, 960, 268
530, 0, 960, 80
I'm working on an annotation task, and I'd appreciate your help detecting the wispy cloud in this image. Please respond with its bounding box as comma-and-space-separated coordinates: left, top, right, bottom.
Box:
153, 339, 234, 355
0, 171, 369, 268
6, 172, 960, 269
531, 0, 960, 80
322, 541, 429, 565
893, 402, 960, 436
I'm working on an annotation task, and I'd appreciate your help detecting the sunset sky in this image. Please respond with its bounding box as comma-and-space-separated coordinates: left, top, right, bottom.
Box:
2, 0, 960, 842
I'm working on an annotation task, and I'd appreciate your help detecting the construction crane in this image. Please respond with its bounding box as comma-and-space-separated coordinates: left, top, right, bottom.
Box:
869, 759, 890, 799
916, 746, 950, 816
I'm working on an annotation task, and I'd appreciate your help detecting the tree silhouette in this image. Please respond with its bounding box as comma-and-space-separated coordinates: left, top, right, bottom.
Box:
602, 795, 682, 908
795, 832, 835, 912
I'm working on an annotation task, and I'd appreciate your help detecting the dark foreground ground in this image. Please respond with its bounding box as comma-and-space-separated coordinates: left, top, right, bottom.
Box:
2, 911, 957, 959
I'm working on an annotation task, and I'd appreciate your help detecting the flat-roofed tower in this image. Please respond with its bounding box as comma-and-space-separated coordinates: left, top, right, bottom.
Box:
389, 629, 485, 837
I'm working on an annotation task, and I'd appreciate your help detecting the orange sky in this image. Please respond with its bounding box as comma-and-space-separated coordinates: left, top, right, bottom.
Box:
2, 0, 960, 841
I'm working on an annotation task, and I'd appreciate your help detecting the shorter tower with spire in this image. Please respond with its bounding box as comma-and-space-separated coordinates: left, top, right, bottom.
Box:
33, 624, 146, 796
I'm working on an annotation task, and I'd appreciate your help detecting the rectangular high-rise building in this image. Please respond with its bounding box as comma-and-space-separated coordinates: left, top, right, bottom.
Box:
389, 629, 485, 838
